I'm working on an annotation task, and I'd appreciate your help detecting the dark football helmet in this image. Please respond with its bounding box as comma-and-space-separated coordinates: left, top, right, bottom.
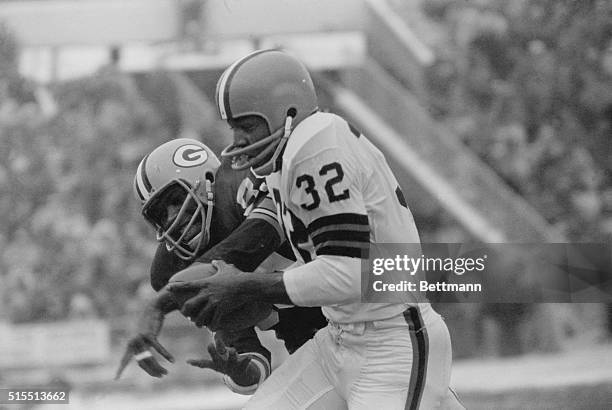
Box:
215, 49, 318, 175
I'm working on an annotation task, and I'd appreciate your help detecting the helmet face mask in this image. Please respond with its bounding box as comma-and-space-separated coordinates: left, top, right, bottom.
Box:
134, 139, 220, 261
142, 179, 207, 260
216, 49, 318, 175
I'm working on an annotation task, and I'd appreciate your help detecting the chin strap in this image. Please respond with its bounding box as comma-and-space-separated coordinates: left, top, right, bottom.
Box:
203, 177, 214, 242
252, 115, 293, 176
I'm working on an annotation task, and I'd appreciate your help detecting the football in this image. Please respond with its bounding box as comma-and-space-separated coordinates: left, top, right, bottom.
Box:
167, 264, 272, 331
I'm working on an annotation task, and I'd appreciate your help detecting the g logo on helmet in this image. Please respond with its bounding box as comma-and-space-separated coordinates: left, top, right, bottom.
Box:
173, 144, 209, 168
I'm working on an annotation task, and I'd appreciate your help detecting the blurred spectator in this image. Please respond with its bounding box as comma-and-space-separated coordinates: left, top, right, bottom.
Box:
68, 293, 97, 319
444, 0, 508, 51
179, 0, 205, 51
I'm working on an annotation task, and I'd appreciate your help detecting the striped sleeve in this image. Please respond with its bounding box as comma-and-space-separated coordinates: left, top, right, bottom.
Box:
307, 213, 370, 258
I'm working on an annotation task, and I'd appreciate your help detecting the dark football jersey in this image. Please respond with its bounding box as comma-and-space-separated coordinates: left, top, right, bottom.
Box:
147, 158, 325, 360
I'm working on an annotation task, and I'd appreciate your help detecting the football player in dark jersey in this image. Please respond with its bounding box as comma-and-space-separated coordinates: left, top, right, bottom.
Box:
115, 138, 326, 394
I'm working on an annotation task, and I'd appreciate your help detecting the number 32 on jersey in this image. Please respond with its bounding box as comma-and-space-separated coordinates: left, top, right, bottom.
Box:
272, 161, 351, 263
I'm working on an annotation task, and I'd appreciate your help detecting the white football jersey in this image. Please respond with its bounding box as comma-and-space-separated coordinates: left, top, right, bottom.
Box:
267, 111, 426, 323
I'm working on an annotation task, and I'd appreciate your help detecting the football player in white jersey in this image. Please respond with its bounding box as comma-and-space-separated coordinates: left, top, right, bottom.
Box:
169, 49, 464, 409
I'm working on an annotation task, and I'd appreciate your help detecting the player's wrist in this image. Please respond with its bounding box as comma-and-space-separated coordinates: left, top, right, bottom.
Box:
235, 272, 293, 305
137, 304, 165, 336
156, 287, 178, 307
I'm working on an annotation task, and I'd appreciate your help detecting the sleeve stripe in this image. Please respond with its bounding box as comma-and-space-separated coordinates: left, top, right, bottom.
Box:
310, 223, 370, 237
245, 196, 277, 217
317, 245, 370, 259
254, 196, 277, 212
312, 229, 369, 248
307, 213, 369, 236
249, 208, 278, 220
315, 240, 369, 252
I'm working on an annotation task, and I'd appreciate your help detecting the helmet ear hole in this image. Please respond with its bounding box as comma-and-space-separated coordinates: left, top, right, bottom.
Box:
205, 172, 215, 183
287, 107, 297, 118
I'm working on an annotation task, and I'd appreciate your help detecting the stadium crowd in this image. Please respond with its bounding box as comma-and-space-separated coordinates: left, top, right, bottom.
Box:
0, 23, 170, 323
418, 0, 612, 242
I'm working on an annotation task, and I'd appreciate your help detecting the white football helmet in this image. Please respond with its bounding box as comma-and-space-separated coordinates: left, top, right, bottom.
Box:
133, 138, 221, 260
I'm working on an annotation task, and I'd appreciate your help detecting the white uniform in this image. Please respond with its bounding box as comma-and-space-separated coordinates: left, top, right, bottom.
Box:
246, 112, 463, 409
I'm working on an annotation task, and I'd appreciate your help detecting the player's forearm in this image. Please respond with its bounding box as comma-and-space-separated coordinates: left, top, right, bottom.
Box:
150, 243, 191, 291
283, 256, 362, 306
231, 271, 293, 305
230, 256, 361, 306
154, 288, 180, 314
137, 290, 178, 336
199, 218, 281, 272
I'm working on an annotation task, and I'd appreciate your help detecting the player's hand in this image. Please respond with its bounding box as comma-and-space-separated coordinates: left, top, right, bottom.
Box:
167, 264, 247, 329
114, 333, 175, 380
211, 260, 243, 276
187, 334, 252, 384
183, 277, 242, 329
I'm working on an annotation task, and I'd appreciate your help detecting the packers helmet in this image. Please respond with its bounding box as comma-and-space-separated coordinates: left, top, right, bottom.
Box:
133, 138, 220, 260
216, 49, 318, 175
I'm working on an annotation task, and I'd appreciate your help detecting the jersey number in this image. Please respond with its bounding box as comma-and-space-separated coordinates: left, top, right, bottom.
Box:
296, 162, 350, 210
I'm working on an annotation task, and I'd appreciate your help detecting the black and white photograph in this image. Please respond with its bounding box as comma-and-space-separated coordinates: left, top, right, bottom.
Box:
0, 0, 611, 409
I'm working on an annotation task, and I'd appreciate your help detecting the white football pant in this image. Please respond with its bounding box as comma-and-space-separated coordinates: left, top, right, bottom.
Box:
244, 305, 465, 409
